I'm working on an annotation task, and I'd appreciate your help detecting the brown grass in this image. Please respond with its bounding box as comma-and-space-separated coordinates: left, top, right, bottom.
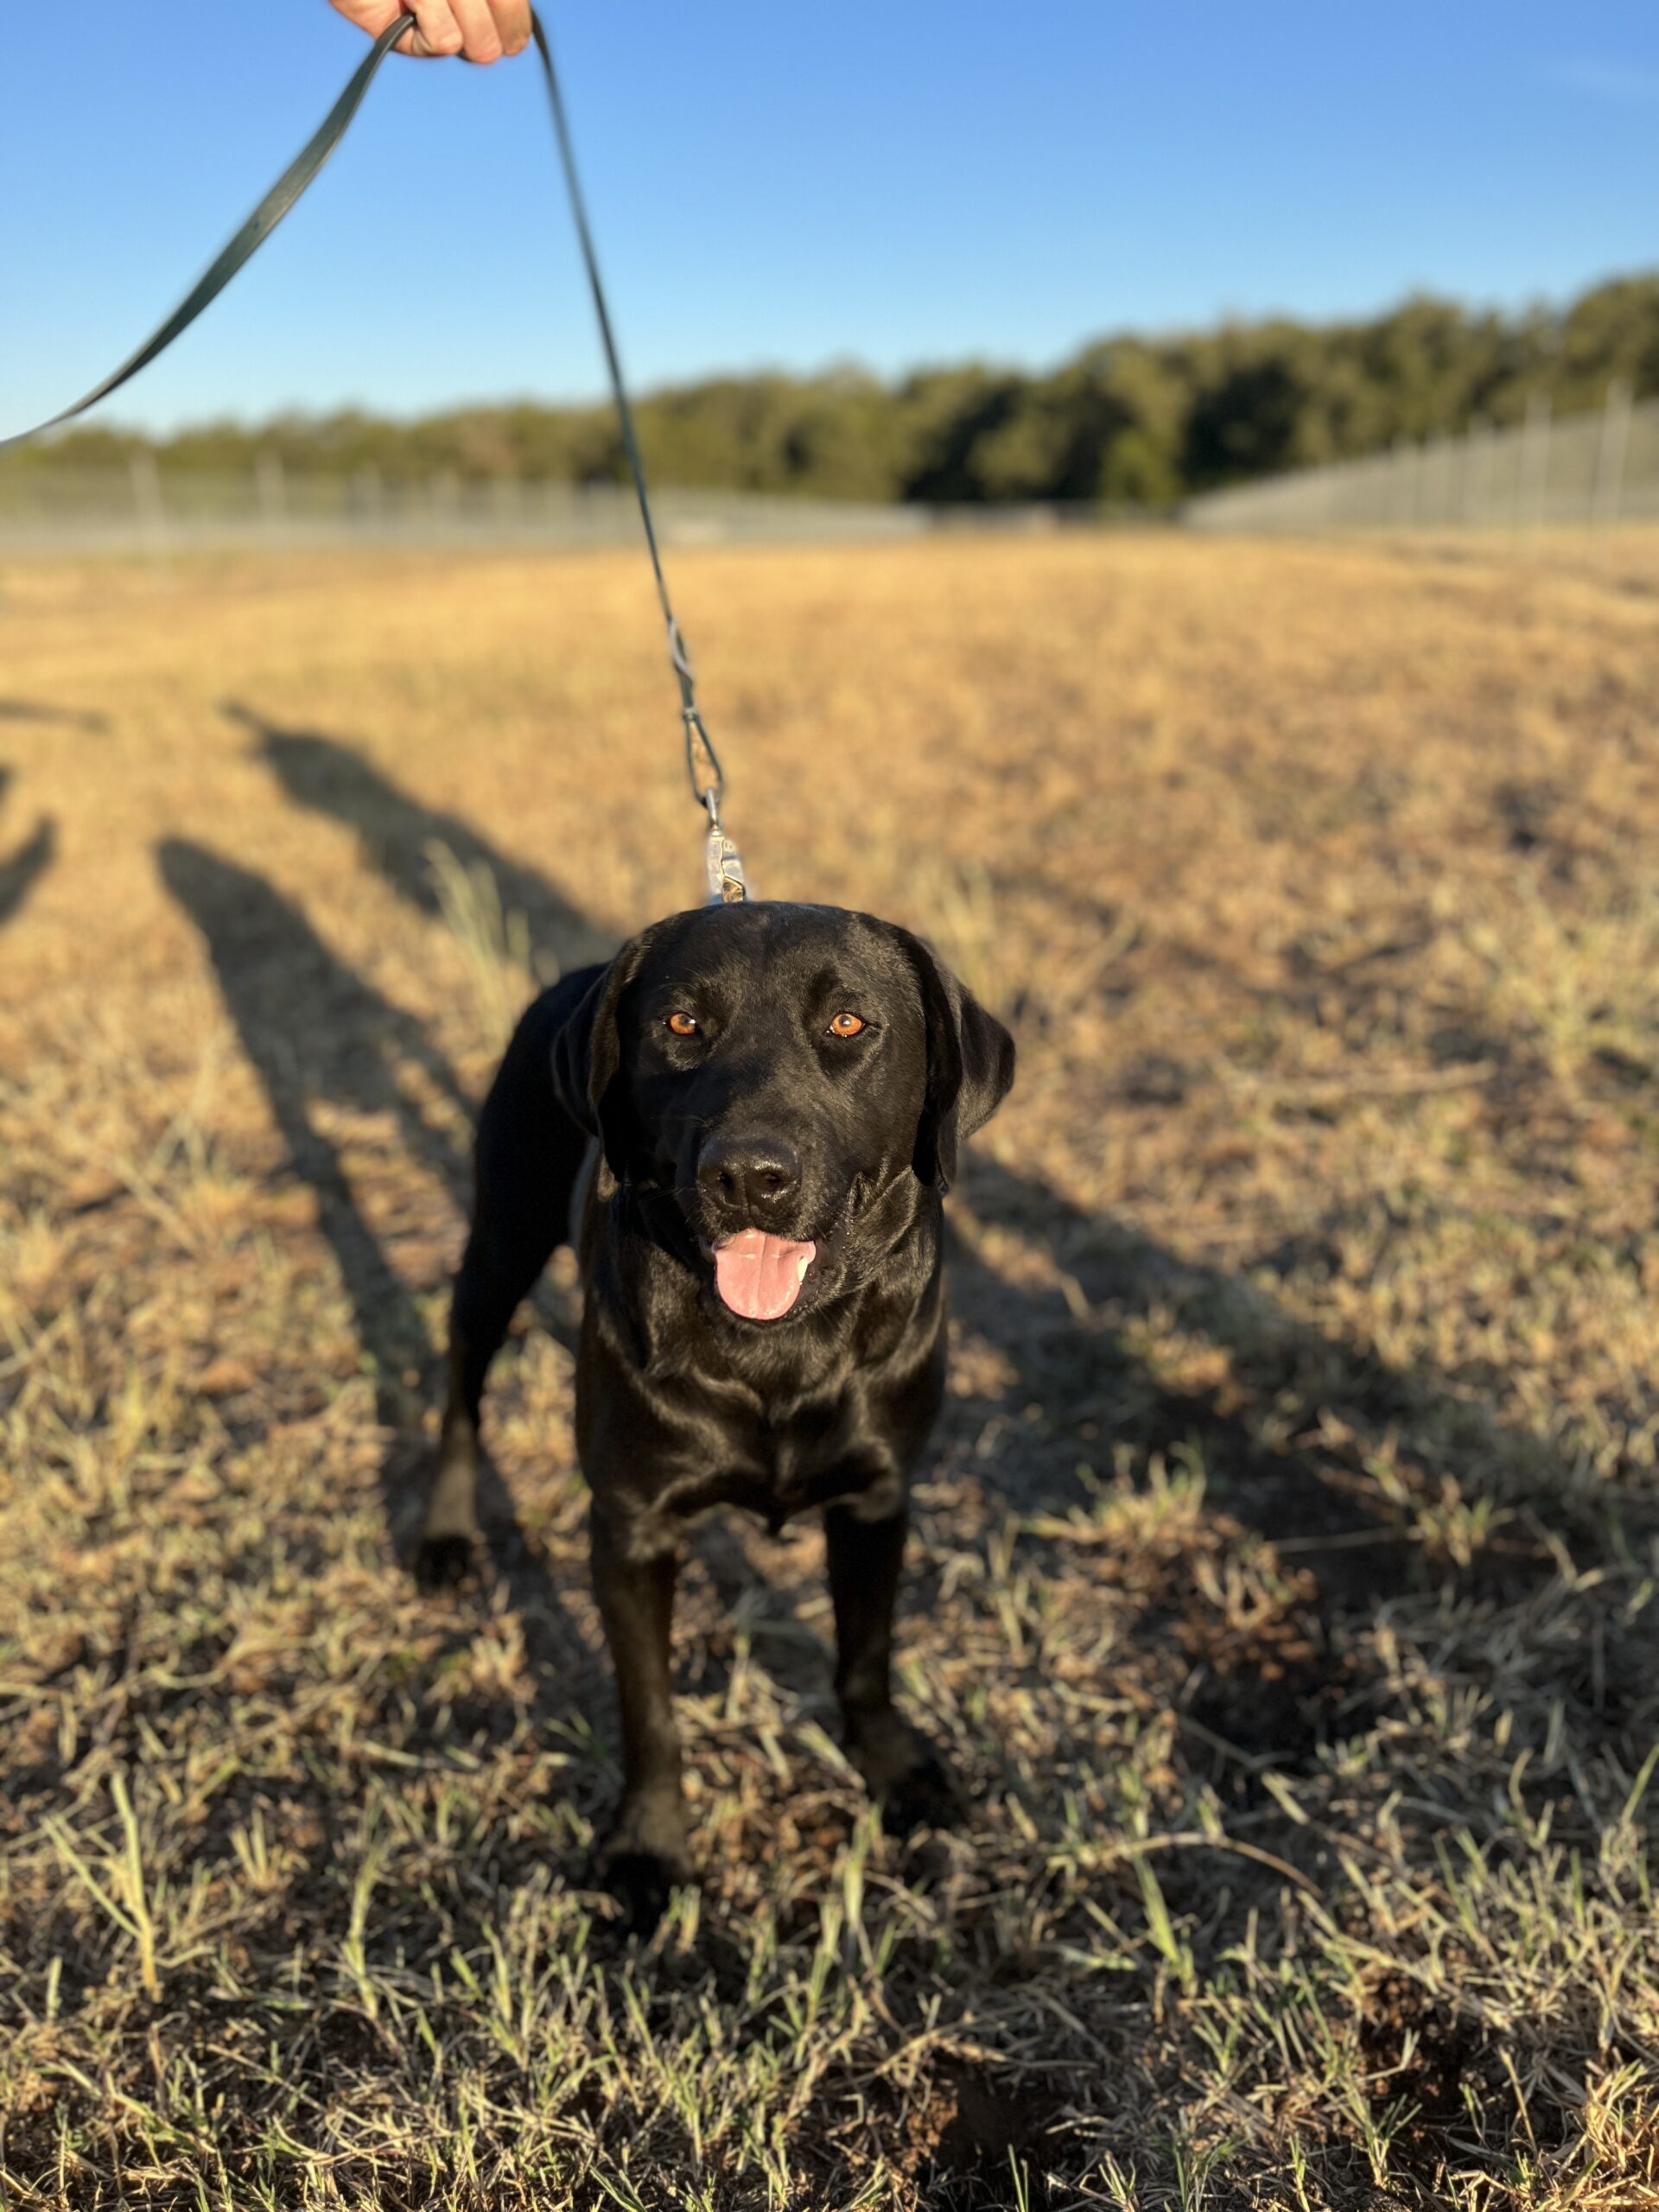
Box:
2, 529, 1657, 2209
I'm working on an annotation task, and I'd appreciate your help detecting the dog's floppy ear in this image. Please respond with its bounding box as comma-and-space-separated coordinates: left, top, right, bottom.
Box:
550, 932, 656, 1178
893, 928, 1016, 1192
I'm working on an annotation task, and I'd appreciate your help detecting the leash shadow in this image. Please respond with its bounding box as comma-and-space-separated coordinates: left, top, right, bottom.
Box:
0, 698, 109, 733
156, 838, 592, 1694
226, 702, 616, 976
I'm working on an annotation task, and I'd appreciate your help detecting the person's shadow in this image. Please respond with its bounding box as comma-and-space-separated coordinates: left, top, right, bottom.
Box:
157, 838, 589, 1688
226, 701, 616, 976
0, 766, 55, 934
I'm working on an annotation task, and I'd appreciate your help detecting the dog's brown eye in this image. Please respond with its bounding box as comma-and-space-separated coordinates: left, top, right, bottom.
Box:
666, 1011, 699, 1038
828, 1012, 867, 1039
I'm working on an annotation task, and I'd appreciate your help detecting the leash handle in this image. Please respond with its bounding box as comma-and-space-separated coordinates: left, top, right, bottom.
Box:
1, 9, 747, 899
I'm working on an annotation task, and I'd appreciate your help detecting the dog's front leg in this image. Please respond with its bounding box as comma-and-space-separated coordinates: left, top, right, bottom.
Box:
590, 1510, 692, 1933
825, 1492, 963, 1835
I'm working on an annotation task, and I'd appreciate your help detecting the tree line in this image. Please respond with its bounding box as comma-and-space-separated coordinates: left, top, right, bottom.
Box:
18, 271, 1659, 508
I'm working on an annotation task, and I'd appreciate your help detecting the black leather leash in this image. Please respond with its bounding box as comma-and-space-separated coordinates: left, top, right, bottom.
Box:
1, 10, 748, 902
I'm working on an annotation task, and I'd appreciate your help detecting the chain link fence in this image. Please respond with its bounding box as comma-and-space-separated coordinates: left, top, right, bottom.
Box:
9, 394, 1656, 555
1185, 385, 1656, 533
0, 457, 1094, 559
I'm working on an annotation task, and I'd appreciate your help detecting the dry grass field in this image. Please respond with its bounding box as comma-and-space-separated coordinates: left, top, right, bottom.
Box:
2, 529, 1657, 2209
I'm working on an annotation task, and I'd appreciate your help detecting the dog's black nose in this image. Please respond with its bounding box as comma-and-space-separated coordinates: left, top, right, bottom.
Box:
698, 1134, 803, 1217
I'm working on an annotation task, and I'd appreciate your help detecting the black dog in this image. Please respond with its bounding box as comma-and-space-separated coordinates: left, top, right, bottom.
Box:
418, 899, 1014, 1927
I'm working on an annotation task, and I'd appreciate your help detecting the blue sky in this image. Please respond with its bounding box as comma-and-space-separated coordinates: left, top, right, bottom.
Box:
3, 3, 1656, 435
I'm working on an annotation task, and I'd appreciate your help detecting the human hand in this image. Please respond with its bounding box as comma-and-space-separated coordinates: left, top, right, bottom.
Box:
327, 0, 531, 62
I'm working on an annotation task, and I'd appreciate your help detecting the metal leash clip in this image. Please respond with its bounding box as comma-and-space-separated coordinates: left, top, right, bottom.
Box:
684, 702, 748, 905
703, 793, 749, 905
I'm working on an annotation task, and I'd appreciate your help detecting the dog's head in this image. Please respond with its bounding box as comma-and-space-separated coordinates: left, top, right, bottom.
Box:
552, 902, 1014, 1323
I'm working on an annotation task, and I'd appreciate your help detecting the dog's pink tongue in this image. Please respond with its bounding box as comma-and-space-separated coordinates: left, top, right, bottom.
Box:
714, 1229, 817, 1320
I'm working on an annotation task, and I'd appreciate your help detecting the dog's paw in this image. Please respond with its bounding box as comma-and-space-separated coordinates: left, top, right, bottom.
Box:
880, 1745, 966, 1839
602, 1847, 693, 1936
846, 1710, 967, 1837
413, 1531, 476, 1591
598, 1803, 695, 1937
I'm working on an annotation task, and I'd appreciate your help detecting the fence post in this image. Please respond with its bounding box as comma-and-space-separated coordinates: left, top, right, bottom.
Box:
1389, 436, 1411, 525
352, 466, 385, 536
1592, 378, 1632, 527
1478, 416, 1503, 522
431, 469, 460, 533
1426, 435, 1452, 525
1520, 391, 1552, 530
256, 450, 288, 543
129, 448, 171, 576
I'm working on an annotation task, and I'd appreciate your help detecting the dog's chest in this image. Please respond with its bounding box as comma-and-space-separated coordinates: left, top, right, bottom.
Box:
580, 1198, 944, 1538
626, 1331, 925, 1537
726, 1394, 887, 1529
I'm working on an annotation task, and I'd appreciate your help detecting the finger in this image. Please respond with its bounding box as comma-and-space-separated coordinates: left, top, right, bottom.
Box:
327, 0, 423, 54
488, 0, 534, 57
446, 0, 506, 62
404, 0, 465, 57
340, 0, 524, 61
